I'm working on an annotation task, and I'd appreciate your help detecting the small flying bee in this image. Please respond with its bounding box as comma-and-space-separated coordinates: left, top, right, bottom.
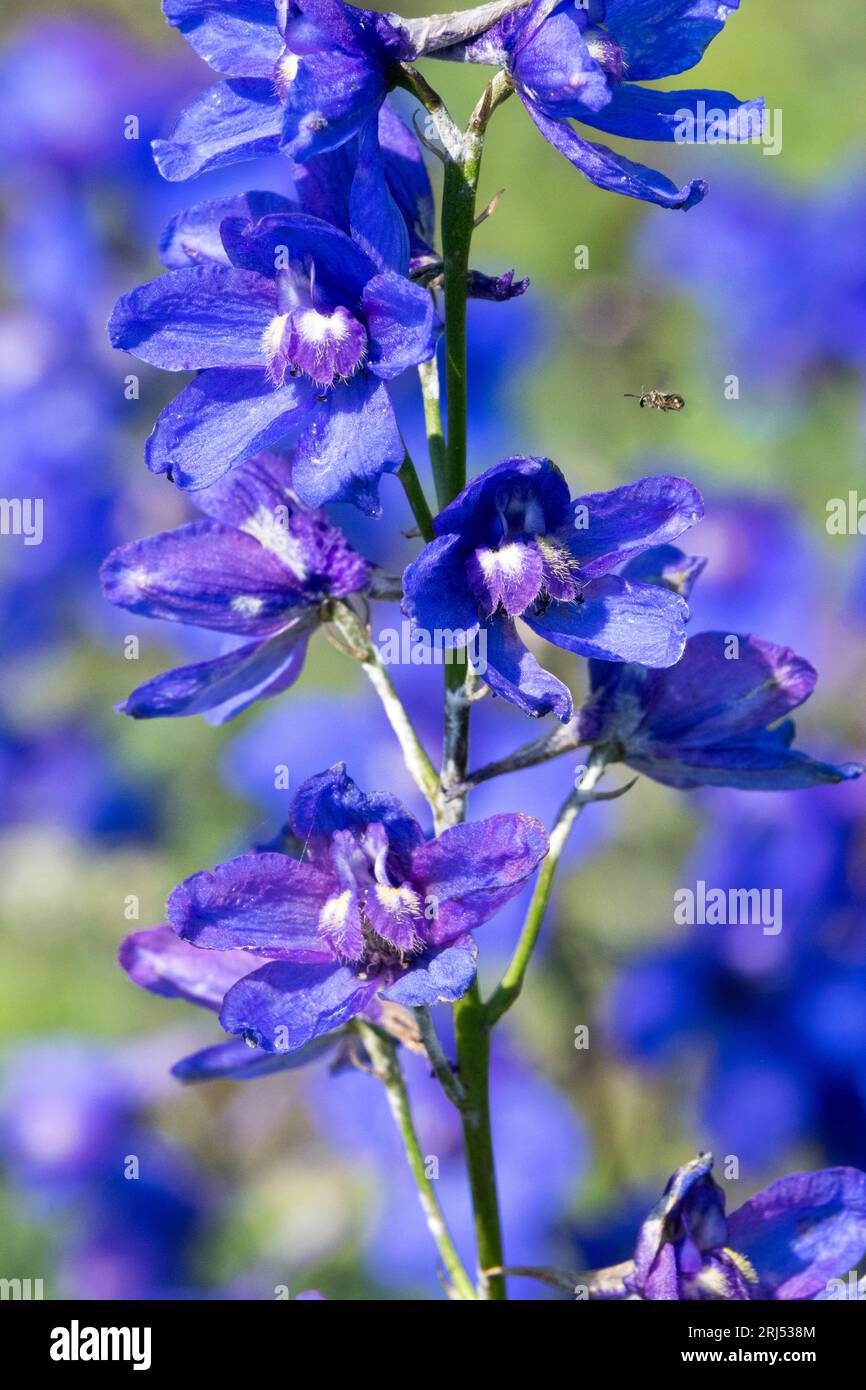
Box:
624, 388, 686, 412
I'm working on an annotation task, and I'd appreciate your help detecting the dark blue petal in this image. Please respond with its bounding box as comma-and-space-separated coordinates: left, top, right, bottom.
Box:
604, 0, 743, 81
118, 623, 312, 723
220, 211, 376, 302
289, 763, 425, 861
172, 1033, 337, 1082
279, 6, 388, 160
220, 959, 379, 1052
525, 574, 688, 667
153, 78, 282, 181
402, 533, 480, 644
578, 83, 764, 143
293, 372, 402, 514
512, 3, 611, 117
523, 94, 707, 210
363, 271, 438, 379
159, 191, 293, 269
349, 118, 410, 274
380, 938, 478, 1007
163, 0, 284, 77
108, 266, 276, 370
483, 612, 574, 720
146, 368, 315, 490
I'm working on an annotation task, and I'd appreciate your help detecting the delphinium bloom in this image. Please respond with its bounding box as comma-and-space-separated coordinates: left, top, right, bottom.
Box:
402, 456, 703, 721
109, 158, 439, 511
153, 0, 521, 179
120, 764, 548, 1069
435, 0, 763, 209
101, 454, 369, 722
595, 1153, 866, 1300
573, 543, 862, 789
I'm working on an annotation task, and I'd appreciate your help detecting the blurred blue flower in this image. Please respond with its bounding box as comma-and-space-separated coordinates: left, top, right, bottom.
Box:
605, 776, 866, 1167
635, 166, 866, 399
0, 1039, 207, 1299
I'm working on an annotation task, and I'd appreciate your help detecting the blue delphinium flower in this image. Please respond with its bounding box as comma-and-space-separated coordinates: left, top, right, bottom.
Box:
402, 457, 703, 721
101, 453, 369, 722
152, 0, 524, 178
435, 0, 763, 209
153, 0, 418, 179
109, 158, 439, 512
578, 622, 861, 790
601, 1153, 866, 1300
120, 764, 548, 1070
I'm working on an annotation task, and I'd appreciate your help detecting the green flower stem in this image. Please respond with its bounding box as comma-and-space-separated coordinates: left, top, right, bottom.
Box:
436, 76, 513, 1297
328, 600, 440, 806
397, 448, 436, 542
453, 980, 504, 1298
417, 357, 449, 511
415, 1005, 467, 1108
358, 1022, 476, 1300
485, 750, 609, 1028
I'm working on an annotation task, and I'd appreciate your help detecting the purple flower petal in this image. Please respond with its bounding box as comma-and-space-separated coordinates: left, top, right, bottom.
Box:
168, 851, 336, 959
109, 266, 276, 371
220, 959, 379, 1052
117, 622, 311, 722
145, 368, 315, 490
525, 574, 688, 668
153, 78, 282, 181
523, 95, 707, 210
379, 937, 478, 1007
118, 924, 261, 1010
362, 270, 438, 380
293, 371, 402, 514
100, 521, 306, 633
410, 813, 549, 944
568, 475, 704, 578
727, 1167, 866, 1300
163, 0, 284, 78
483, 612, 573, 720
